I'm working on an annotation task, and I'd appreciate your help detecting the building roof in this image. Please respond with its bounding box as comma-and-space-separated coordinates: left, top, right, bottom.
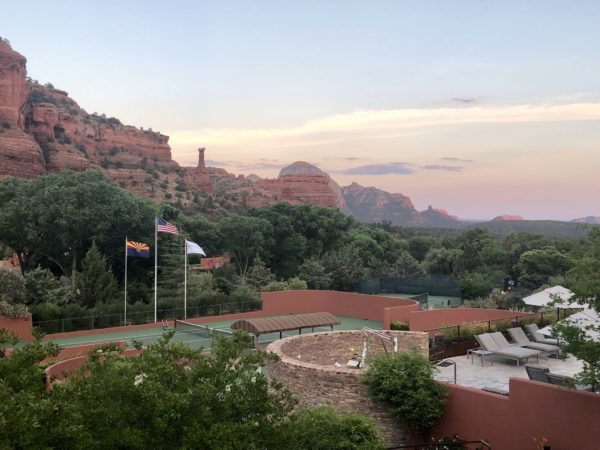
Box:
231, 312, 340, 336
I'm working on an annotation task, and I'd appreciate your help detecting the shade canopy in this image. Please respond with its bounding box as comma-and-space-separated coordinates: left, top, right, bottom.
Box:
231, 312, 340, 337
522, 286, 583, 309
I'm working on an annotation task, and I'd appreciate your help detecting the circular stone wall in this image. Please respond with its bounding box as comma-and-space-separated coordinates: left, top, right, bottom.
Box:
266, 330, 429, 445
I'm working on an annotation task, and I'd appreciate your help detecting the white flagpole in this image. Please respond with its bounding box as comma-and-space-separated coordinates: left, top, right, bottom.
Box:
124, 236, 128, 325
184, 240, 187, 320
154, 217, 158, 323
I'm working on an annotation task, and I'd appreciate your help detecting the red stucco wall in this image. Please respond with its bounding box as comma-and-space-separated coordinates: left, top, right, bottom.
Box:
409, 308, 531, 332
433, 378, 600, 449
261, 290, 419, 328
0, 314, 33, 341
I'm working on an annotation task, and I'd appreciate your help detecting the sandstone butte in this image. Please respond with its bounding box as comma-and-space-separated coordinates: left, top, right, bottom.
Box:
0, 39, 458, 225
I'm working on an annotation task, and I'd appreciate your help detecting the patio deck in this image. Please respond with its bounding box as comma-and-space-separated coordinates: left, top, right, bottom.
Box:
434, 353, 584, 393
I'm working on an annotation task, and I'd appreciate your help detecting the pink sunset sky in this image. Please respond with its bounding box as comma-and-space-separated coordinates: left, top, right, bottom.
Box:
4, 1, 600, 220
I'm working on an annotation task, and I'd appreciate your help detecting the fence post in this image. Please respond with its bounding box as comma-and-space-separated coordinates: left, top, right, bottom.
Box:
61, 319, 65, 333
219, 304, 222, 316
457, 325, 461, 341
488, 321, 491, 332
91, 316, 94, 330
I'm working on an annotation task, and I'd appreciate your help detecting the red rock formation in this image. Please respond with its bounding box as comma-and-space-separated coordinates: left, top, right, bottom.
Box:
183, 147, 212, 192
254, 162, 339, 207
342, 182, 422, 225
0, 40, 27, 127
0, 41, 46, 178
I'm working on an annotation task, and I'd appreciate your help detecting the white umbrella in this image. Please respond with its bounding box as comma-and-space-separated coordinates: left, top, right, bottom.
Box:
539, 309, 600, 342
522, 285, 583, 309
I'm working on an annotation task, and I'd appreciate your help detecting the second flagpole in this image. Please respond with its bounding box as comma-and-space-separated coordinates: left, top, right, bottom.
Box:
154, 217, 158, 323
184, 239, 187, 320
124, 236, 128, 325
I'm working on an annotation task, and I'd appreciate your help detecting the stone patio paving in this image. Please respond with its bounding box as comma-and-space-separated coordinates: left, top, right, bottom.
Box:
434, 352, 583, 392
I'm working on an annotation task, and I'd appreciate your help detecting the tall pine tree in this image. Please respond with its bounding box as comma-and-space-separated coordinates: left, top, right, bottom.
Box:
77, 243, 118, 308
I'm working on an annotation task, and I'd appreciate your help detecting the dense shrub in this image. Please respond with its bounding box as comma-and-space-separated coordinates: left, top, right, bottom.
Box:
363, 353, 448, 437
287, 406, 385, 450
390, 321, 409, 331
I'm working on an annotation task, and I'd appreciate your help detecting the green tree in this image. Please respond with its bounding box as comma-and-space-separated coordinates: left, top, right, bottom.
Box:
47, 333, 294, 448
299, 257, 332, 289
423, 248, 462, 275
408, 236, 436, 262
24, 267, 73, 306
218, 215, 274, 277
554, 228, 600, 388
362, 352, 447, 437
322, 248, 367, 291
77, 243, 119, 308
0, 268, 24, 304
393, 252, 425, 278
458, 271, 497, 300
515, 246, 573, 289
245, 256, 276, 291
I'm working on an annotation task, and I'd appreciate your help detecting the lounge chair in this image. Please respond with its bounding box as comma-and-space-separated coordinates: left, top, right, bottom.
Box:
524, 324, 567, 346
547, 373, 594, 392
482, 386, 509, 396
525, 364, 550, 382
525, 364, 594, 391
475, 333, 541, 366
508, 327, 560, 356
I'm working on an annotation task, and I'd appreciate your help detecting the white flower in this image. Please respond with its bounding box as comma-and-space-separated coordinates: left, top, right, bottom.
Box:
134, 373, 147, 387
250, 376, 256, 384
224, 384, 231, 393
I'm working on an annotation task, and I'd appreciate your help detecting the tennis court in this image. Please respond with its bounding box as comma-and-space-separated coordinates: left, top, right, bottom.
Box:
46, 316, 383, 351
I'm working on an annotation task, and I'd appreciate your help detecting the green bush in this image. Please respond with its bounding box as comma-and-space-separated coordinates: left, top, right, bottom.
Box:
287, 406, 385, 450
362, 353, 448, 437
390, 321, 409, 331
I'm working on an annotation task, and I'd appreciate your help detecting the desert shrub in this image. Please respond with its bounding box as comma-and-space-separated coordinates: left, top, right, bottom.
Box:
363, 352, 448, 437
390, 321, 410, 331
287, 406, 385, 450
0, 301, 29, 319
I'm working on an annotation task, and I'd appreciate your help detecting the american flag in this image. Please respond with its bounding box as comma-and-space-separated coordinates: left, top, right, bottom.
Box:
156, 217, 179, 235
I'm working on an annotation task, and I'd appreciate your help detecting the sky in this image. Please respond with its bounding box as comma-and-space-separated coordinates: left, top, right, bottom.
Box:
3, 1, 600, 220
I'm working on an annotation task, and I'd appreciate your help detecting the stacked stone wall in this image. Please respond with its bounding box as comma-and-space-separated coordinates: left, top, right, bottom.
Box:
266, 330, 428, 445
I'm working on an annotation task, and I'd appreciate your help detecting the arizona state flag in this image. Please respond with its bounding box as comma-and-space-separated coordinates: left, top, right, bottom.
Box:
126, 241, 150, 258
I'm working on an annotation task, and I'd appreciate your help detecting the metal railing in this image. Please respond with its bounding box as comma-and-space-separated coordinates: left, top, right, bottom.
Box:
425, 312, 551, 361
32, 300, 262, 334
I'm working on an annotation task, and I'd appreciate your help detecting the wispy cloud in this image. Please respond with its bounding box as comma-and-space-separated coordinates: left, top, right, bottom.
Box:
452, 98, 477, 104
334, 162, 415, 175
421, 165, 463, 172
206, 159, 231, 167
441, 157, 475, 163
169, 102, 600, 151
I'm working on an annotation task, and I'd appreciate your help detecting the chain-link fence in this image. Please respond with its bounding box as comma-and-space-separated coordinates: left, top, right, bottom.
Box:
33, 300, 262, 334
358, 275, 462, 298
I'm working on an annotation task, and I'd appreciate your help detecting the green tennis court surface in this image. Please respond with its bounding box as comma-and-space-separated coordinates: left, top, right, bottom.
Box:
46, 316, 383, 351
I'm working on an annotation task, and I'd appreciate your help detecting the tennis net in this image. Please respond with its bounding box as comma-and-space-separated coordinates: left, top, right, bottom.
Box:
174, 320, 234, 340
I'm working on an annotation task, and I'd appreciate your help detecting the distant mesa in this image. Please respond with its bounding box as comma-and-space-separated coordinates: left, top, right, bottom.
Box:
492, 214, 525, 221
278, 161, 328, 177
571, 216, 600, 225
246, 173, 262, 182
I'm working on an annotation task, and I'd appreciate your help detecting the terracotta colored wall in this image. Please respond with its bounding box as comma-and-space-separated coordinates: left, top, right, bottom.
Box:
43, 291, 419, 340
261, 290, 419, 327
433, 378, 600, 449
384, 304, 421, 329
409, 308, 531, 332
0, 314, 33, 341
42, 341, 127, 364
45, 347, 143, 387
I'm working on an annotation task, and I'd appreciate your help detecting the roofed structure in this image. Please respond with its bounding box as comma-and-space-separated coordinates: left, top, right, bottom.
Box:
231, 312, 340, 337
